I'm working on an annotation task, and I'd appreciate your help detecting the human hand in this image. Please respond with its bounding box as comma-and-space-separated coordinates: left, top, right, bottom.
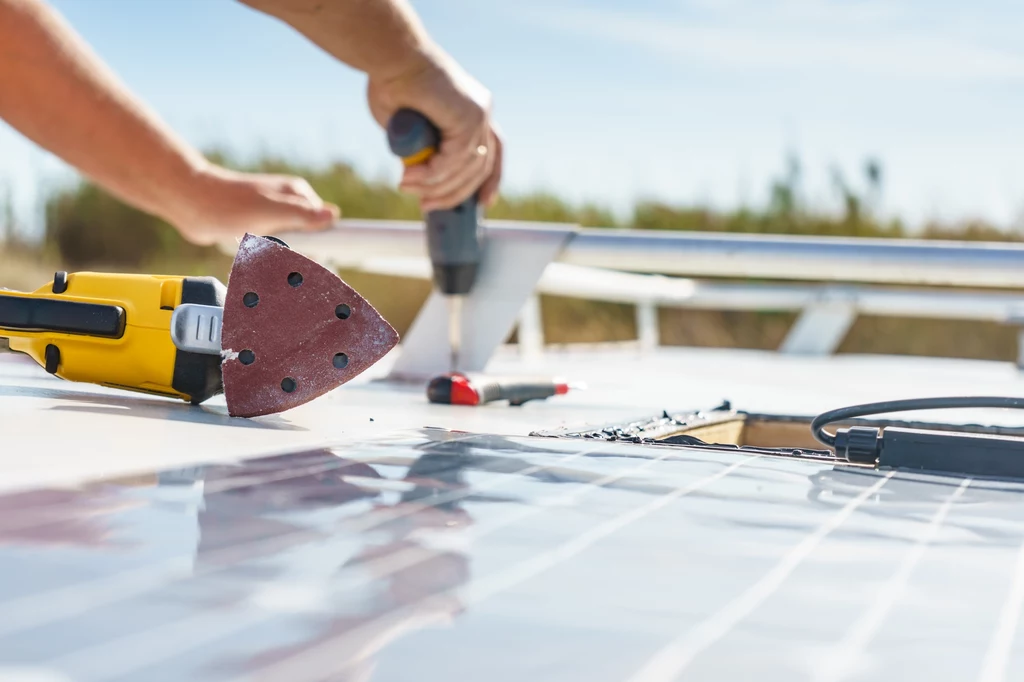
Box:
367, 53, 502, 213
167, 164, 339, 246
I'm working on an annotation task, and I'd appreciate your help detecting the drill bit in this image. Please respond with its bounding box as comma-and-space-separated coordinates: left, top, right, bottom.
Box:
448, 294, 463, 371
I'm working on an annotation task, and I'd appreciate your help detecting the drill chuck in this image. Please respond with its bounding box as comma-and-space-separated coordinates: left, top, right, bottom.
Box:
424, 213, 481, 295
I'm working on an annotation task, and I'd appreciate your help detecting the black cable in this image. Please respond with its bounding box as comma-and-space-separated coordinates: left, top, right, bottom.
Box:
811, 396, 1024, 448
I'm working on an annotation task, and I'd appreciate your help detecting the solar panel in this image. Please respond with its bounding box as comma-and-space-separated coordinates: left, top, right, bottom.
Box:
1, 430, 1022, 682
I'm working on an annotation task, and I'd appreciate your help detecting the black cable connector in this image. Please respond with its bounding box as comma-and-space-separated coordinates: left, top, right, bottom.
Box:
832, 426, 881, 464
811, 396, 1024, 473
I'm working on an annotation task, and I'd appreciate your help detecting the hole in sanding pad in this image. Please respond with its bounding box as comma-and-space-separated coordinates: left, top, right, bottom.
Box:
335, 304, 351, 320
281, 377, 297, 393
243, 292, 259, 308
262, 236, 289, 248
239, 349, 256, 365
333, 353, 349, 369
287, 272, 303, 287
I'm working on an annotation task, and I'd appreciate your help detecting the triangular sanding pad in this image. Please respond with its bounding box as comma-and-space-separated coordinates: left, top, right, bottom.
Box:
221, 234, 399, 417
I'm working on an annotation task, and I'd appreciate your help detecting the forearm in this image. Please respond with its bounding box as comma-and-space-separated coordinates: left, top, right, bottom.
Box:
239, 0, 442, 81
0, 0, 206, 222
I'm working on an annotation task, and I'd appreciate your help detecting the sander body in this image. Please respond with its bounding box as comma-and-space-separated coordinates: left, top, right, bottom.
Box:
0, 234, 399, 417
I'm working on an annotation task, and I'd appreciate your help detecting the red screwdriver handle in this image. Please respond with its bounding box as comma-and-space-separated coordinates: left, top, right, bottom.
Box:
427, 373, 569, 406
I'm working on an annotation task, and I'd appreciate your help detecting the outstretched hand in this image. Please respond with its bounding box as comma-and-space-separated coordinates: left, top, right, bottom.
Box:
167, 164, 339, 246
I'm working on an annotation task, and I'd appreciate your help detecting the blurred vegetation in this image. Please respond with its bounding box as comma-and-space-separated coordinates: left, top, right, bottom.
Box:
2, 151, 1022, 362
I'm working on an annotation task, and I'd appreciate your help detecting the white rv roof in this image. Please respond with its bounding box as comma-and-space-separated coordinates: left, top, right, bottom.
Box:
3, 347, 1024, 682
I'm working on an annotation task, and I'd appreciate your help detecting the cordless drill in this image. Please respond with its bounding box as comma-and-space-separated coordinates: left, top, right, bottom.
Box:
386, 108, 484, 372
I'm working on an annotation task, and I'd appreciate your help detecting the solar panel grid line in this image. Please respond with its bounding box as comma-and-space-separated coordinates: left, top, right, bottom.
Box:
461, 455, 763, 604
0, 439, 612, 639
812, 477, 973, 682
216, 455, 763, 682
623, 470, 898, 682
976, 532, 1024, 682
49, 447, 739, 681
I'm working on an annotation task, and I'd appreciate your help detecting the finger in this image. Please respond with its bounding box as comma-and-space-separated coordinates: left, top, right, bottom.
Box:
419, 146, 491, 211
477, 128, 498, 190
315, 202, 341, 225
398, 115, 491, 189
478, 133, 503, 206
264, 194, 337, 230
420, 149, 488, 210
420, 162, 488, 211
400, 163, 432, 188
178, 227, 216, 246
277, 177, 323, 207
273, 180, 339, 230
398, 154, 455, 194
400, 155, 473, 196
418, 133, 485, 189
398, 167, 429, 195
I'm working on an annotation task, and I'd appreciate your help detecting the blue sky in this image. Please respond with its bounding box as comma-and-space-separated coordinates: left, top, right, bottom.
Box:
2, 0, 1023, 236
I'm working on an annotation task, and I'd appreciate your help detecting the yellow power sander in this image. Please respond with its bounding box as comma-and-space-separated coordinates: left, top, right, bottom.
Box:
0, 233, 399, 417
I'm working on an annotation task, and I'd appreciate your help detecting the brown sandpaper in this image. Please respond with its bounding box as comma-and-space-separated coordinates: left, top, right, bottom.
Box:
221, 234, 399, 417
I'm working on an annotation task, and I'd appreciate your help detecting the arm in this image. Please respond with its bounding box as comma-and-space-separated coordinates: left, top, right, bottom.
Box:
0, 0, 337, 244
239, 0, 503, 212
241, 0, 438, 83
0, 0, 205, 224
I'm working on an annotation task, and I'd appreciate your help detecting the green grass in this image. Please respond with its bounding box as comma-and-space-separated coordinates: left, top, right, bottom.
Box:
0, 245, 59, 293
0, 247, 53, 353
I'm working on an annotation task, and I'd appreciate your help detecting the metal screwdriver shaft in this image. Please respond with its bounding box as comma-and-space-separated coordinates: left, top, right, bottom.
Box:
386, 109, 484, 372
448, 294, 463, 371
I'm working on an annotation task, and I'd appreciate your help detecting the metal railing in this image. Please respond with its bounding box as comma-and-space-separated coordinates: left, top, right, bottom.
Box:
254, 219, 1024, 368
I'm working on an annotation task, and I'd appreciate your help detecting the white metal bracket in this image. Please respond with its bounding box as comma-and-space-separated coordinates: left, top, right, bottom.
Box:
1006, 308, 1024, 369
780, 288, 859, 356
387, 223, 577, 380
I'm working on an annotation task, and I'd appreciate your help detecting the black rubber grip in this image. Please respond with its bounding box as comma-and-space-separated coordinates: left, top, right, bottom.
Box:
0, 294, 126, 338
426, 374, 562, 406
476, 378, 559, 406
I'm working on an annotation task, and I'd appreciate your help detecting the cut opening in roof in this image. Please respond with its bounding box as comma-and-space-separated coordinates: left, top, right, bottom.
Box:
534, 403, 1024, 477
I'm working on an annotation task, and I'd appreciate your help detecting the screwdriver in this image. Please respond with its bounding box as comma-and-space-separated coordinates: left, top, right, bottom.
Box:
427, 372, 578, 406
386, 108, 484, 372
